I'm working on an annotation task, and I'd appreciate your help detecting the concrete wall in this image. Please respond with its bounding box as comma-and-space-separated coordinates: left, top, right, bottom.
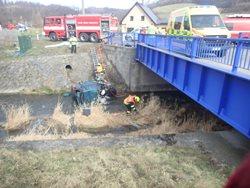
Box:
103, 45, 173, 92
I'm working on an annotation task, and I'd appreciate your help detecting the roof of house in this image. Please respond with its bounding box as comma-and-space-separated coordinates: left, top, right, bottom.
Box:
120, 2, 167, 25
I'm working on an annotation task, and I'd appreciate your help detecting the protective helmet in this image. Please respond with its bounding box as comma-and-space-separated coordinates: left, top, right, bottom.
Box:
97, 63, 101, 66
135, 96, 140, 103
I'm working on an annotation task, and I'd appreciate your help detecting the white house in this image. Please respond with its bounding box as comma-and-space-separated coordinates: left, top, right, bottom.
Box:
120, 2, 168, 33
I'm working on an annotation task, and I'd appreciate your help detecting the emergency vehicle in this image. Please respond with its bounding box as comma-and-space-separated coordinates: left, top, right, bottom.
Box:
223, 14, 250, 38
43, 15, 118, 42
167, 6, 230, 57
167, 5, 230, 38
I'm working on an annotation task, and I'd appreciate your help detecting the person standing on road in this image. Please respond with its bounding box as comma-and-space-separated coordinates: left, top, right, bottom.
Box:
123, 95, 140, 114
69, 34, 78, 53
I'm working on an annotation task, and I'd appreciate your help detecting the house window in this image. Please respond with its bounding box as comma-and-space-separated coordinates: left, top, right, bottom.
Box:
141, 16, 145, 21
130, 16, 134, 21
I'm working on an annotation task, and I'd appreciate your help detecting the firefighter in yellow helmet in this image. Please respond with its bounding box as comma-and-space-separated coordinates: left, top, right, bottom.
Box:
123, 95, 140, 114
95, 63, 104, 73
95, 63, 105, 81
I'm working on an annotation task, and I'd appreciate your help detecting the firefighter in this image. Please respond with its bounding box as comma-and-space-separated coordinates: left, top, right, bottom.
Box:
69, 34, 78, 53
95, 63, 105, 81
95, 63, 104, 73
123, 95, 140, 114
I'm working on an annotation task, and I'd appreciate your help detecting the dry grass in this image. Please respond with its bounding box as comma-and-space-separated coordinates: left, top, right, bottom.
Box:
0, 146, 231, 188
128, 96, 217, 136
2, 96, 222, 141
46, 102, 71, 134
74, 104, 128, 129
3, 104, 31, 131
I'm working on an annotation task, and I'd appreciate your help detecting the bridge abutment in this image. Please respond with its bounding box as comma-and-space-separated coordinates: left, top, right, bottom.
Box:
103, 45, 173, 92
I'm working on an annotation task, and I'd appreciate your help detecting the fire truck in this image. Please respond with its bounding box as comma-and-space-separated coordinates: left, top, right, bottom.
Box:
223, 14, 250, 38
43, 15, 118, 42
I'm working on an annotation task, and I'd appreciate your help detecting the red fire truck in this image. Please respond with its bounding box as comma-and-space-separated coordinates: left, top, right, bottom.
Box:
223, 14, 250, 38
43, 15, 118, 42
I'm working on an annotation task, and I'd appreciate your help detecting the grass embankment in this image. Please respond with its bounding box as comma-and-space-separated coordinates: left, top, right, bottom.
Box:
0, 27, 68, 61
0, 146, 231, 188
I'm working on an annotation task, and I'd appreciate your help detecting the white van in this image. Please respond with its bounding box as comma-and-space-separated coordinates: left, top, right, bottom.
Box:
167, 5, 230, 38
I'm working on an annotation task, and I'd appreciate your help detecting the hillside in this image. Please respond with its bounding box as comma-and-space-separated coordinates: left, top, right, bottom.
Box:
151, 0, 250, 17
0, 0, 249, 27
0, 1, 126, 27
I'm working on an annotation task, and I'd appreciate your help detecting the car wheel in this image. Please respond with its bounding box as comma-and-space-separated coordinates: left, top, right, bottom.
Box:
79, 33, 89, 42
90, 33, 99, 42
49, 32, 57, 41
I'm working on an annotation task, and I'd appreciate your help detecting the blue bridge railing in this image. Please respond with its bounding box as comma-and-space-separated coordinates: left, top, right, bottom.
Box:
108, 32, 250, 72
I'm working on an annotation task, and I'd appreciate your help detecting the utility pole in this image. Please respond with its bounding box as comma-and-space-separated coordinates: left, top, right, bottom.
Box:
82, 0, 85, 14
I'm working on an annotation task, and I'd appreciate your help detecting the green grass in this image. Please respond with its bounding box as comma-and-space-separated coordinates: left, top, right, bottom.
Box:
0, 146, 232, 188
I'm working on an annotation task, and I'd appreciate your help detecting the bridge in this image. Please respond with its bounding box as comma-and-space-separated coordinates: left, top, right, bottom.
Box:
108, 33, 250, 138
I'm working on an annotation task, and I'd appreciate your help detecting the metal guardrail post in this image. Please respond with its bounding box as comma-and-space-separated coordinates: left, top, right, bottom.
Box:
191, 38, 198, 59
232, 39, 243, 72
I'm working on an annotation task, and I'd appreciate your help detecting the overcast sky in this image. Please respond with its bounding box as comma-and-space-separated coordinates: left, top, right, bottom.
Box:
12, 0, 144, 9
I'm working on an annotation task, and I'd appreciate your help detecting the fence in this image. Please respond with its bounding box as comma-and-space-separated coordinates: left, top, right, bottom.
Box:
18, 35, 32, 54
108, 32, 250, 72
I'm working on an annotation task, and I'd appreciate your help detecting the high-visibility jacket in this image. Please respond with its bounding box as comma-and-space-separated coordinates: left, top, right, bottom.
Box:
96, 65, 103, 73
123, 95, 136, 105
69, 36, 78, 45
147, 25, 157, 34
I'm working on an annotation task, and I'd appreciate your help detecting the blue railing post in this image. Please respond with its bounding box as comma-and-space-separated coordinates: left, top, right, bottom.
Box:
133, 32, 136, 47
108, 32, 111, 45
154, 35, 157, 47
191, 38, 198, 59
232, 39, 243, 72
121, 33, 124, 46
138, 34, 141, 43
168, 36, 171, 51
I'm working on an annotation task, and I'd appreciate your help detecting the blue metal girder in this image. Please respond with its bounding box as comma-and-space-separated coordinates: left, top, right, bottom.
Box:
136, 44, 250, 138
